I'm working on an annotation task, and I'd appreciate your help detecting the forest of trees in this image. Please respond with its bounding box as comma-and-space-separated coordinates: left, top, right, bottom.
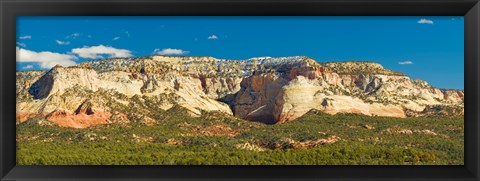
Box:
16, 111, 464, 165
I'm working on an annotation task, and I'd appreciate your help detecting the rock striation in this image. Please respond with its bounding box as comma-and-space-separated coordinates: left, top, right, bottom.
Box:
16, 55, 464, 128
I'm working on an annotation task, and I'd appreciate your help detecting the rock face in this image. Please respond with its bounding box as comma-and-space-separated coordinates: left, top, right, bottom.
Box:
235, 57, 463, 123
16, 55, 464, 128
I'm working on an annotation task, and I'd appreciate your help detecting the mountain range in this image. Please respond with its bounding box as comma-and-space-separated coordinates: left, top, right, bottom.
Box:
16, 56, 464, 128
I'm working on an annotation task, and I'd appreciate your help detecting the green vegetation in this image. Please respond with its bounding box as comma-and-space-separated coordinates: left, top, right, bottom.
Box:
322, 61, 405, 76
17, 111, 464, 165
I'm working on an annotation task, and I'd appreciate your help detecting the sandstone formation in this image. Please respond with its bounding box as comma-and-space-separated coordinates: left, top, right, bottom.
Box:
235, 57, 463, 123
16, 55, 464, 128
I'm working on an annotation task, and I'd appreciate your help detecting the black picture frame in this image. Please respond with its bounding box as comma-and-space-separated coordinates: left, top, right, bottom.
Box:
1, 0, 479, 180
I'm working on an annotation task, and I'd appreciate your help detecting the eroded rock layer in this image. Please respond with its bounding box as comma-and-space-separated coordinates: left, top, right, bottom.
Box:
16, 56, 464, 128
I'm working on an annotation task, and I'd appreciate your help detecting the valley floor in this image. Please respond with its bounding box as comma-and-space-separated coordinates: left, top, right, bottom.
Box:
16, 111, 464, 165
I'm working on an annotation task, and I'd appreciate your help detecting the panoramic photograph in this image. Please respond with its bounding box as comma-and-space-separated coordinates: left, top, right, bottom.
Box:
16, 16, 464, 165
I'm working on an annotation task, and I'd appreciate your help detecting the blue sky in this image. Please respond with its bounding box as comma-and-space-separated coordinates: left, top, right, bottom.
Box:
16, 16, 464, 89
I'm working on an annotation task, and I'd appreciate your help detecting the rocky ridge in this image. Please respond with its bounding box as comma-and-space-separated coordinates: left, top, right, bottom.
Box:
16, 55, 464, 128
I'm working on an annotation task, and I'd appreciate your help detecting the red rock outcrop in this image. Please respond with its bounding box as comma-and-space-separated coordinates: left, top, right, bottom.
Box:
16, 112, 47, 123
46, 109, 111, 129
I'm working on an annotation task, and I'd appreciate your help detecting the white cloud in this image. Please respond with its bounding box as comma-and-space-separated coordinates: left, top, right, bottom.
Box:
19, 35, 31, 39
66, 33, 81, 39
208, 35, 218, 40
124, 31, 130, 37
153, 48, 189, 55
23, 65, 34, 69
16, 46, 77, 69
417, 18, 434, 24
399, 61, 414, 65
71, 45, 133, 59
16, 42, 26, 47
112, 36, 120, 41
56, 40, 71, 45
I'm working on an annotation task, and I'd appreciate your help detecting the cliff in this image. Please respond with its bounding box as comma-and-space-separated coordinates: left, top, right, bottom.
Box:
16, 55, 464, 128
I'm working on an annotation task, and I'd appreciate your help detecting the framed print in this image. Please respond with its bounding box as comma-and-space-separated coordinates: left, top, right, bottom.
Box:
1, 0, 479, 180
